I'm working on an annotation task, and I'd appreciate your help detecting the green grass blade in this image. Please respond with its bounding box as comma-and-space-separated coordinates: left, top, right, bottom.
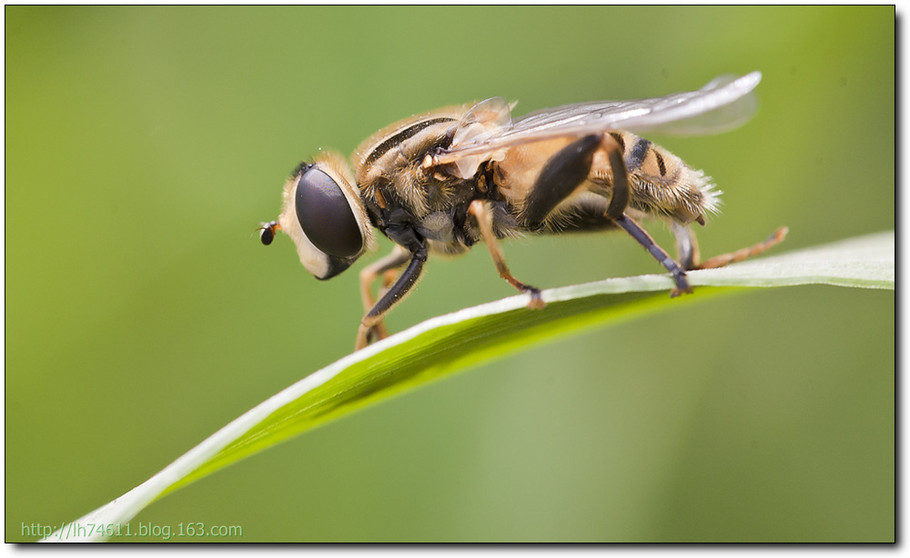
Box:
44, 231, 893, 542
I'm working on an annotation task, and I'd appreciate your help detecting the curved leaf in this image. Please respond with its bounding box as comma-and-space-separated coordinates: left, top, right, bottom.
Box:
44, 231, 893, 542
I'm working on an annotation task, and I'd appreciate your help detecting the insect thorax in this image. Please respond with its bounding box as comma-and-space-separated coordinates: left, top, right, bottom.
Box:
355, 116, 496, 252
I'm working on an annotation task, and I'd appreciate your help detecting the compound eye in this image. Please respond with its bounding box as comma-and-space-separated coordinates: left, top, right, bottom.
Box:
294, 167, 363, 258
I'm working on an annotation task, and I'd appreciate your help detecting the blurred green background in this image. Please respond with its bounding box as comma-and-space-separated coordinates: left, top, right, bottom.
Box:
7, 6, 893, 542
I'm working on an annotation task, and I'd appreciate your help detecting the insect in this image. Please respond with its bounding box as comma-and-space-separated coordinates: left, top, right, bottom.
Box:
260, 71, 787, 350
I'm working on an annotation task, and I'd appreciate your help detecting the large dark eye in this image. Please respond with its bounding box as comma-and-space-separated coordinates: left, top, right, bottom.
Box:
295, 167, 363, 258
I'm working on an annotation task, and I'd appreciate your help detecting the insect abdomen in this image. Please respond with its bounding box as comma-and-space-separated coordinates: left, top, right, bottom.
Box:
605, 131, 720, 224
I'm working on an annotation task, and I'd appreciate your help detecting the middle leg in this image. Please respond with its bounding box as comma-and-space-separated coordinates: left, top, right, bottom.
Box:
469, 200, 545, 309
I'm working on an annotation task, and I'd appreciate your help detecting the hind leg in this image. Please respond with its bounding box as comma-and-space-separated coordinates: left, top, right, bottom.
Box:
522, 133, 692, 295
670, 222, 701, 271
672, 220, 788, 271
692, 226, 789, 270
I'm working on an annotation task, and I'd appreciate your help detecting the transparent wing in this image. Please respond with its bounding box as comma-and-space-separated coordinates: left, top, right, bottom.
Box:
433, 72, 762, 166
620, 73, 760, 136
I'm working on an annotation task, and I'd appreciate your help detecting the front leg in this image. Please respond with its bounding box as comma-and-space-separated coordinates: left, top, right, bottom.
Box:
359, 245, 411, 342
356, 239, 428, 350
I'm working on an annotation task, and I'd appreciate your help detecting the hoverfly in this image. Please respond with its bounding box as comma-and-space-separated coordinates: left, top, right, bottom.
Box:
260, 71, 786, 350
